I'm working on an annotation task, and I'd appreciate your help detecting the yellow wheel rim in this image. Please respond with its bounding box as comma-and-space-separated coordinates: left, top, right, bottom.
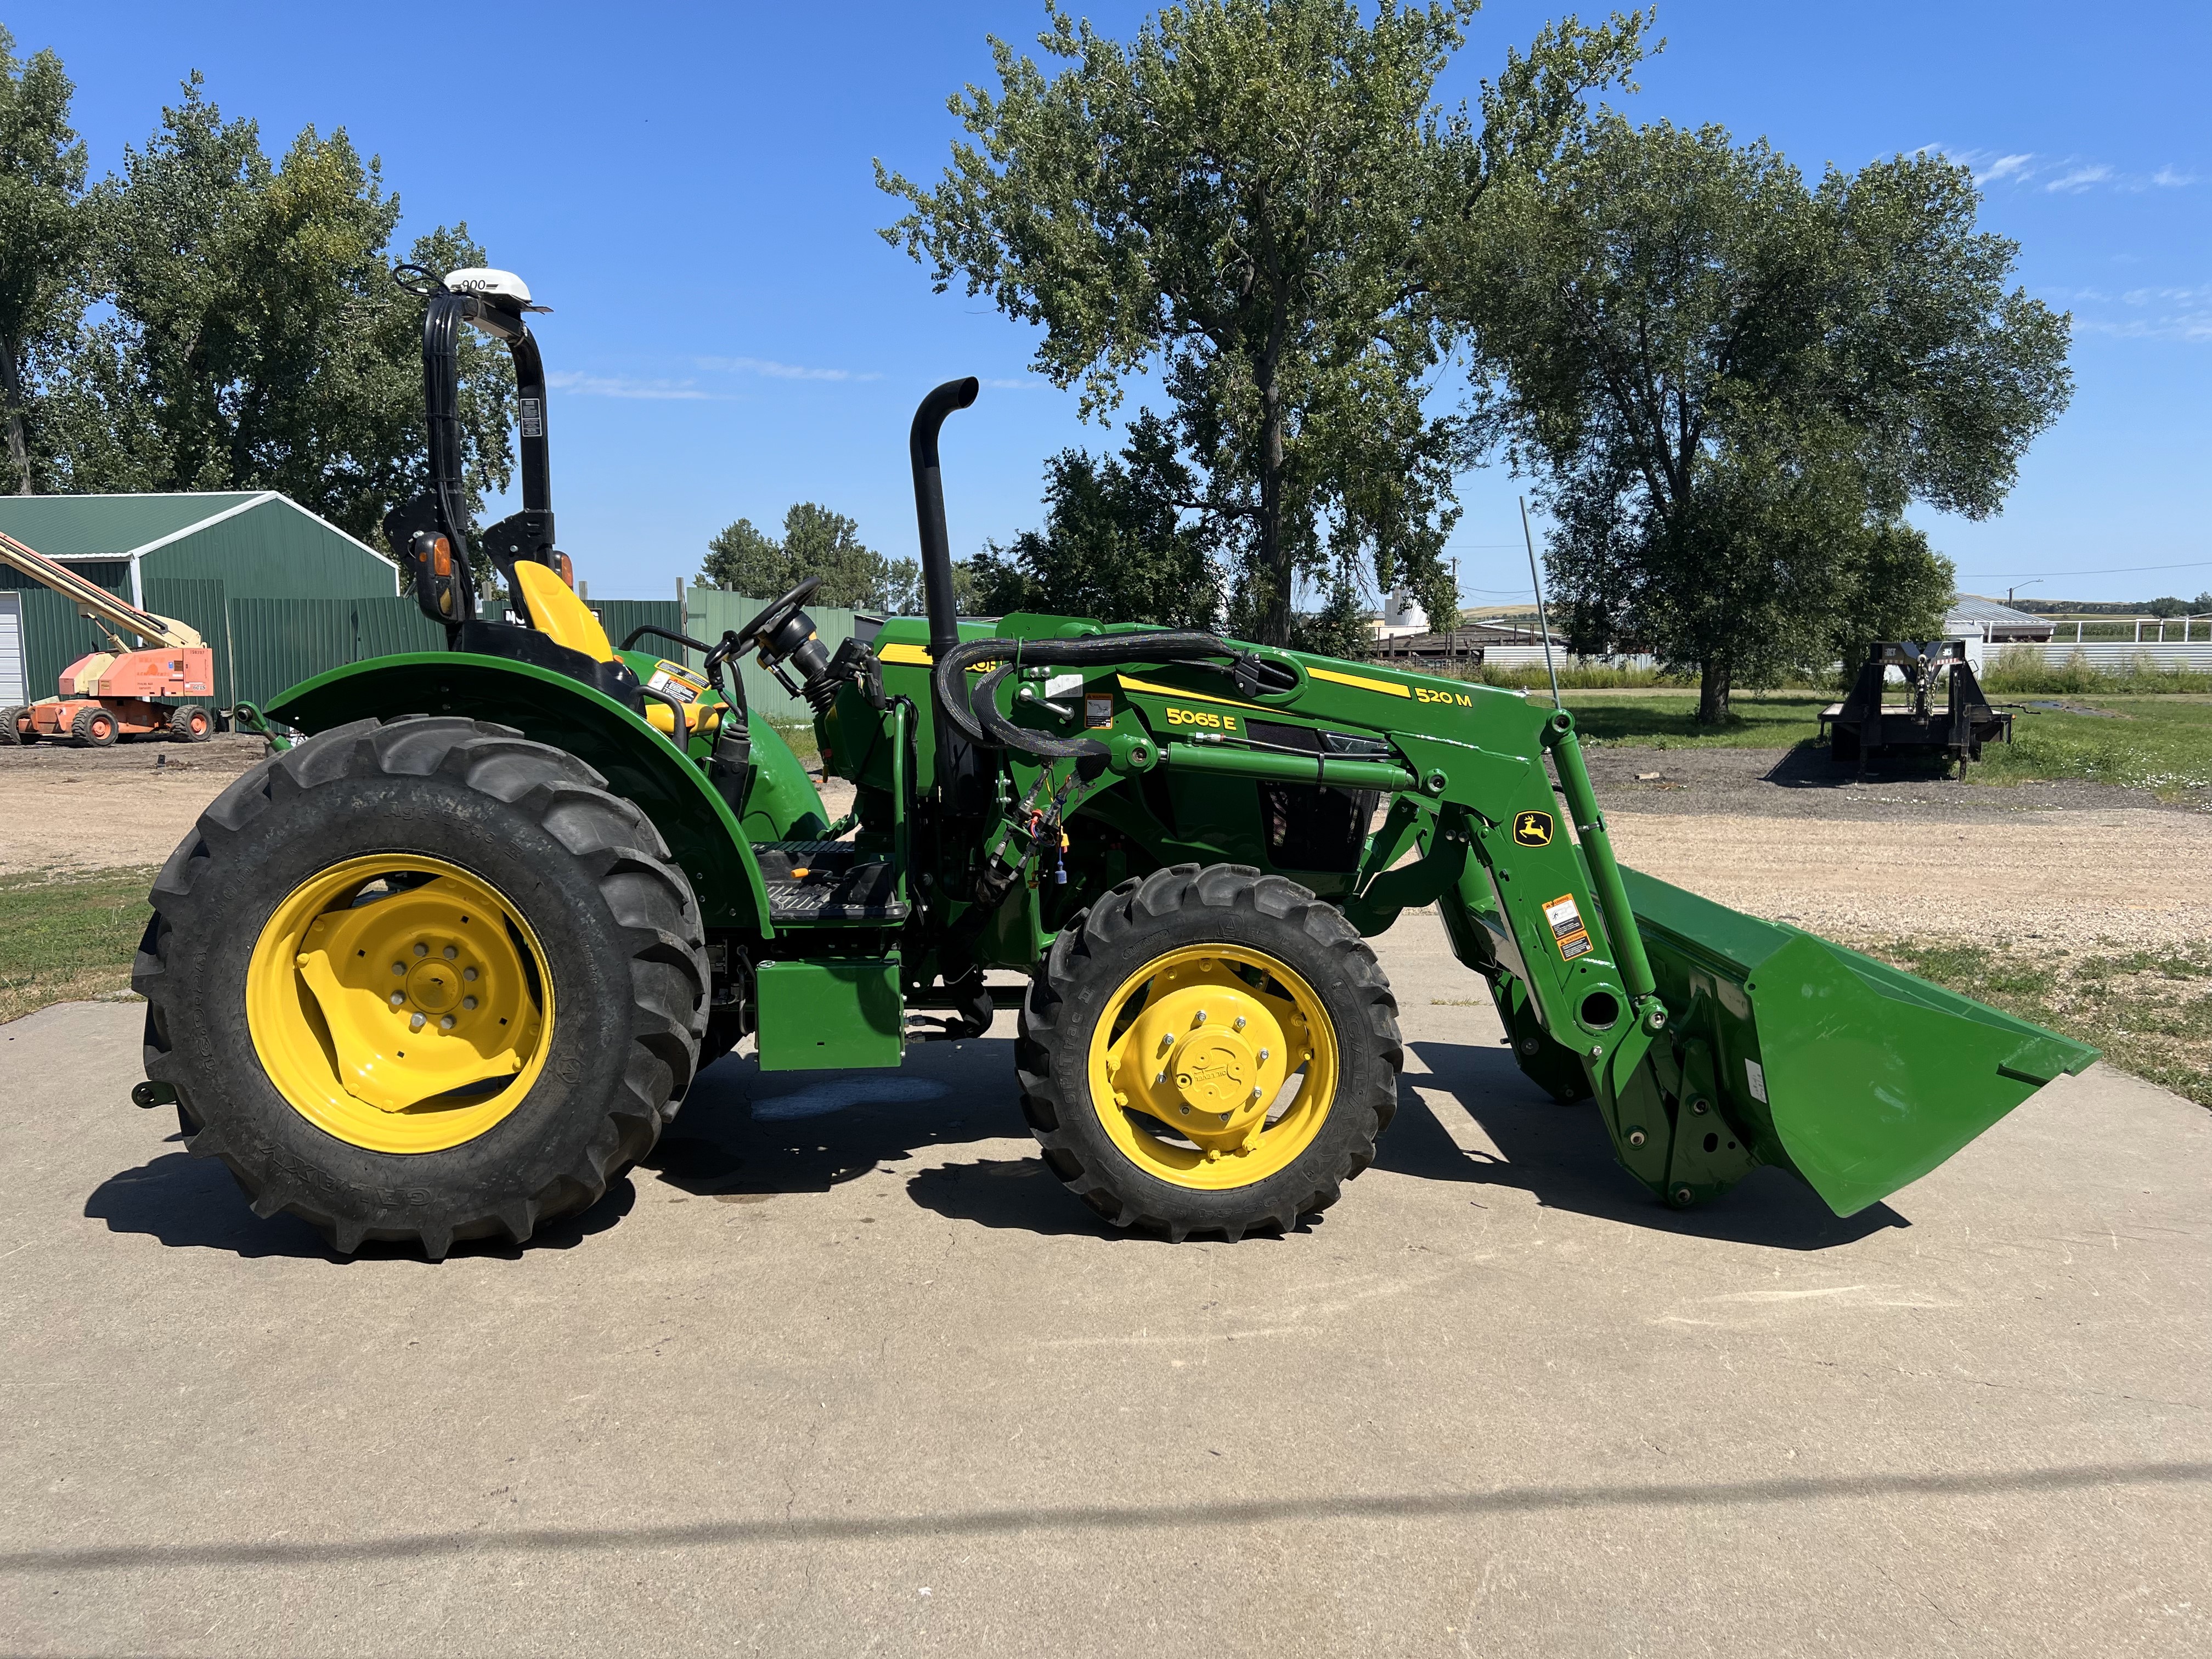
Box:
1086, 944, 1341, 1190
246, 855, 554, 1154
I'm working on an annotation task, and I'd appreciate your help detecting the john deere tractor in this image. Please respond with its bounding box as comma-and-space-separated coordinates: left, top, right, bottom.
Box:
131, 268, 2096, 1258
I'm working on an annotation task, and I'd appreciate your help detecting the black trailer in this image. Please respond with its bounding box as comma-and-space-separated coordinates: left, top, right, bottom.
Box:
1820, 640, 2013, 774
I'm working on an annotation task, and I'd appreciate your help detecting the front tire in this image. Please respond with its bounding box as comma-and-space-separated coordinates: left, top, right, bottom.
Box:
1018, 864, 1401, 1242
135, 716, 709, 1258
168, 703, 212, 742
0, 706, 26, 745
72, 706, 117, 747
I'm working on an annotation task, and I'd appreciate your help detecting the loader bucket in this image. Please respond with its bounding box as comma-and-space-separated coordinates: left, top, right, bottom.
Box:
1619, 867, 2099, 1216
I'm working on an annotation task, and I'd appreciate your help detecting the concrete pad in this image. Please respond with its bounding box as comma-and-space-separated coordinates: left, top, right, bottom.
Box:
2, 913, 2205, 1657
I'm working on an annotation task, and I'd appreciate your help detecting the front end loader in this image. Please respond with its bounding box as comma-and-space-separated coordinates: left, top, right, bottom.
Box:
129, 268, 2097, 1257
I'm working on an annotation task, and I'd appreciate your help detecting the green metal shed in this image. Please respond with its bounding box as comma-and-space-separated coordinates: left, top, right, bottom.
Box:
0, 492, 401, 708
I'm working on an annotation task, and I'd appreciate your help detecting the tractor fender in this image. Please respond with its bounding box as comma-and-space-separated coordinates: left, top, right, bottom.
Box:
267, 652, 774, 936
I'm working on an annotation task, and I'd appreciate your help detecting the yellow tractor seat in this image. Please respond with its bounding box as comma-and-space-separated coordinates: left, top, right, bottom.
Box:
510, 561, 722, 742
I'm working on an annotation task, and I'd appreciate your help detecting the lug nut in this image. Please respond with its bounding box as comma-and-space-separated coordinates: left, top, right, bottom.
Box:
1256, 1048, 1269, 1063
1248, 1087, 1262, 1103
409, 1012, 426, 1031
1155, 1071, 1168, 1086
414, 943, 427, 958
463, 996, 477, 1011
439, 1015, 455, 1030
1192, 1010, 1208, 1027
443, 945, 458, 961
391, 962, 404, 976
1233, 1015, 1247, 1031
463, 967, 478, 983
1218, 1113, 1230, 1124
1179, 1104, 1190, 1116
389, 992, 405, 1007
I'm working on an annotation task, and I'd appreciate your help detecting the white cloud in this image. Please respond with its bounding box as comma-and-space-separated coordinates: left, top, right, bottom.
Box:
546, 371, 719, 400
1981, 152, 2035, 183
696, 354, 882, 382
983, 376, 1048, 390
2152, 165, 2198, 188
2073, 285, 2212, 342
2045, 163, 2113, 193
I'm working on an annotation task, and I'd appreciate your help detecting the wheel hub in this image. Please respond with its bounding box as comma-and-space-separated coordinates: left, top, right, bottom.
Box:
248, 857, 550, 1152
1099, 953, 1327, 1169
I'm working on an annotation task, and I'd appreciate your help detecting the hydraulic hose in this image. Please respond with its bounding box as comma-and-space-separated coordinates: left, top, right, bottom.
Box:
932, 631, 1249, 760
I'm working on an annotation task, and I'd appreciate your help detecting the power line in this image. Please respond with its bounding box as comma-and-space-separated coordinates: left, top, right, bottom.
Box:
1959, 560, 2211, 578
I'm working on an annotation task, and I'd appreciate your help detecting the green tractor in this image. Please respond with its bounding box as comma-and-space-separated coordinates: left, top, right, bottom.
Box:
132, 267, 2096, 1257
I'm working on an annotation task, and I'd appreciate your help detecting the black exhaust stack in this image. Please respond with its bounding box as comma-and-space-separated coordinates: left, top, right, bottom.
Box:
909, 376, 982, 811
910, 376, 978, 662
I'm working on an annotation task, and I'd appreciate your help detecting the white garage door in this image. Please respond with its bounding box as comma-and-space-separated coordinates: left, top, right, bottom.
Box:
0, 591, 24, 705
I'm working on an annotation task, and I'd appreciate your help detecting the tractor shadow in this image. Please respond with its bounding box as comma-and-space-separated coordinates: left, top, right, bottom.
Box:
1392, 1040, 1907, 1250
646, 1036, 1119, 1235
86, 1133, 635, 1261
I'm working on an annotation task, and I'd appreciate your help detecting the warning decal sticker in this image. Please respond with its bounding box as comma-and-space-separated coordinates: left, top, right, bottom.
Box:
1543, 893, 1594, 962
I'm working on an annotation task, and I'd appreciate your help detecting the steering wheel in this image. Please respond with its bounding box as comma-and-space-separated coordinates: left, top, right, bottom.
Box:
731, 575, 822, 668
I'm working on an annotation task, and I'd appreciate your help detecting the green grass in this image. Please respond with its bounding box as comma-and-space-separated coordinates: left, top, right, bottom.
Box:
1875, 938, 2212, 1109
1558, 692, 1831, 749
1978, 696, 2212, 795
0, 868, 156, 1025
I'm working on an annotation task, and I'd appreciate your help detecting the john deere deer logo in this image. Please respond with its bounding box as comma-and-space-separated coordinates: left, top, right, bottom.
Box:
1513, 811, 1554, 848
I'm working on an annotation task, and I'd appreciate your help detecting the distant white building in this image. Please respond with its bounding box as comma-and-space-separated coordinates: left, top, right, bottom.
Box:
1372, 586, 1428, 639
1940, 595, 2056, 668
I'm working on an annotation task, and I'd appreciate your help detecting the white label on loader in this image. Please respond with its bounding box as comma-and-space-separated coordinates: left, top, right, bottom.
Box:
1045, 672, 1084, 698
1745, 1058, 1768, 1103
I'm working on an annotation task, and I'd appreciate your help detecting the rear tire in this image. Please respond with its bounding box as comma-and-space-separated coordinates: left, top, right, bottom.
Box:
167, 703, 212, 742
0, 706, 25, 745
1018, 863, 1401, 1242
134, 715, 709, 1259
72, 706, 117, 747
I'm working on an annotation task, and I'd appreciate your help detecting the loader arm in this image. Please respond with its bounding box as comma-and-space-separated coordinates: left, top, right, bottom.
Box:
962, 638, 2096, 1220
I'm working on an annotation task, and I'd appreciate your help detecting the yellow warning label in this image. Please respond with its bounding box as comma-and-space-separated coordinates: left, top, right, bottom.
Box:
1543, 892, 1593, 962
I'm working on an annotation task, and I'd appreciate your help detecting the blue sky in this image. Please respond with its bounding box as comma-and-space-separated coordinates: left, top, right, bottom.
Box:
11, 0, 2208, 605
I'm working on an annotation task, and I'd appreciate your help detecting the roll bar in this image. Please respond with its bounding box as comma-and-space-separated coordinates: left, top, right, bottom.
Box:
398, 265, 557, 629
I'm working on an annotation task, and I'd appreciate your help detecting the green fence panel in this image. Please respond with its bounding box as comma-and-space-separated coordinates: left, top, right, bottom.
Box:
682, 585, 861, 721
591, 600, 682, 656
223, 596, 445, 706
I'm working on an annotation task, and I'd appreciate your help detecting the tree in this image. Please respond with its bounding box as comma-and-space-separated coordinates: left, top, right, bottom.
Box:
1441, 116, 2070, 720
878, 0, 1646, 645
701, 501, 918, 611
0, 28, 89, 494
42, 76, 512, 546
969, 414, 1220, 627
1816, 521, 1955, 676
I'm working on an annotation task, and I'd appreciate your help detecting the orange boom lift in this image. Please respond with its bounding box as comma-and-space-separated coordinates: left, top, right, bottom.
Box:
0, 529, 216, 746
